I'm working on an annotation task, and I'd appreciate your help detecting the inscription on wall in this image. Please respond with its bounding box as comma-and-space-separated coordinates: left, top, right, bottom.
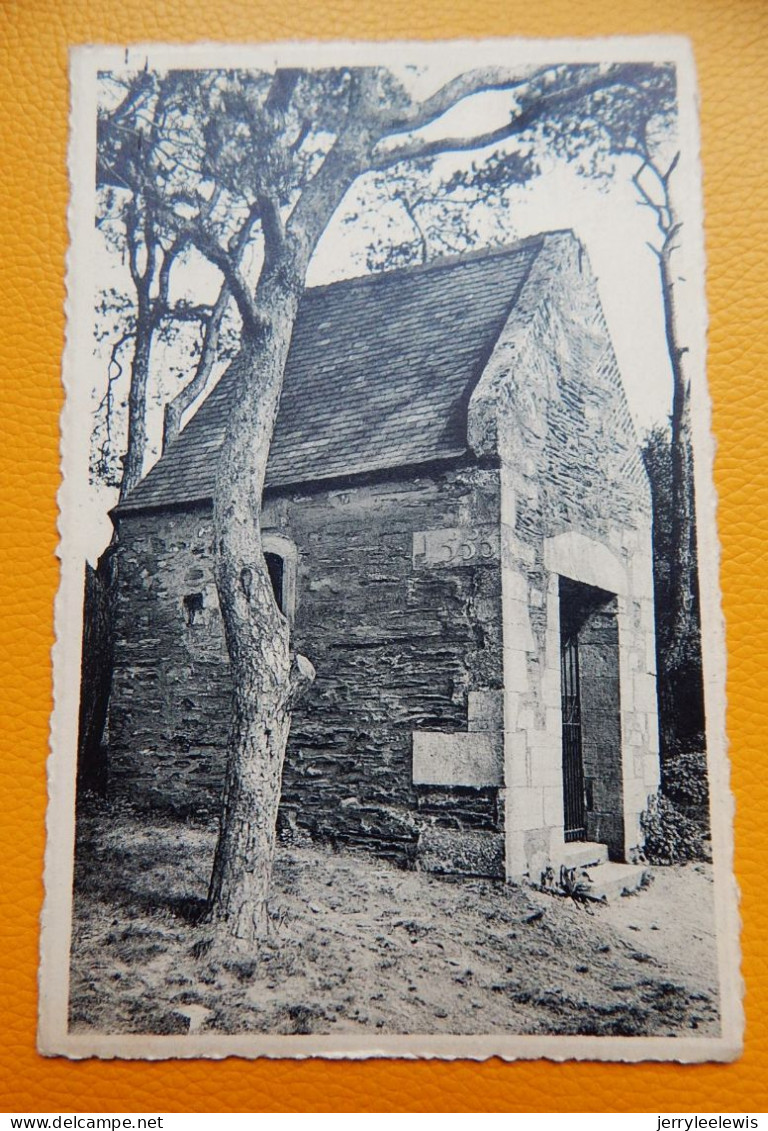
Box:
412, 525, 500, 570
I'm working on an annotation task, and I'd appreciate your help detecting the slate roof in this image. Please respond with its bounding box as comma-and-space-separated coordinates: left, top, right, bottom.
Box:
119, 236, 544, 513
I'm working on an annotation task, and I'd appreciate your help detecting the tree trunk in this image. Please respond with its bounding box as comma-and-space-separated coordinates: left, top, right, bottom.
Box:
206, 305, 312, 944
76, 548, 118, 797
119, 296, 153, 499
659, 241, 696, 673
205, 116, 375, 943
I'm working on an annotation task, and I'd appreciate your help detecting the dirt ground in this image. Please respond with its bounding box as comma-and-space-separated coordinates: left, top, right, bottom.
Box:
69, 803, 720, 1038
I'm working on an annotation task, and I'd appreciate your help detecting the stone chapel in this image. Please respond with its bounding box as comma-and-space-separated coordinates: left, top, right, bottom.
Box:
106, 230, 661, 882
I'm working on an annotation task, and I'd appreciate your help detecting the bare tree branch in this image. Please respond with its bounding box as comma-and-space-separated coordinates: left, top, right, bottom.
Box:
372, 63, 652, 170
162, 194, 269, 449
372, 119, 529, 168
375, 65, 549, 133
193, 226, 261, 331
662, 150, 681, 185
155, 235, 189, 312
394, 191, 428, 262
125, 203, 144, 292
149, 199, 261, 332
264, 68, 301, 113
258, 191, 286, 268
163, 285, 230, 449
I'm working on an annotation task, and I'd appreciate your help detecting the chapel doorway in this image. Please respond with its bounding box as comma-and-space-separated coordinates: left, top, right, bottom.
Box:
561, 621, 586, 842
559, 578, 624, 857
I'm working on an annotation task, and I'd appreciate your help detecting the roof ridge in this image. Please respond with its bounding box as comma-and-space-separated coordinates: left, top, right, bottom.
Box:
302, 232, 551, 297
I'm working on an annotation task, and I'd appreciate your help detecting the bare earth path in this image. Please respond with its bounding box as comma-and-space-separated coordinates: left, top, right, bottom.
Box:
69, 804, 720, 1038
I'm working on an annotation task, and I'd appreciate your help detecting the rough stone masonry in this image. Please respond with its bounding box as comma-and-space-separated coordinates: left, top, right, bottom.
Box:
107, 231, 660, 880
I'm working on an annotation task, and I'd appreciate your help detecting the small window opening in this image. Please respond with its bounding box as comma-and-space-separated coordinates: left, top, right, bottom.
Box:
183, 591, 204, 626
265, 552, 285, 614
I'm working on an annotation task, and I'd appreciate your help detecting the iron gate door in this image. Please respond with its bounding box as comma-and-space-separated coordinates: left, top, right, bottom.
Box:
561, 631, 587, 842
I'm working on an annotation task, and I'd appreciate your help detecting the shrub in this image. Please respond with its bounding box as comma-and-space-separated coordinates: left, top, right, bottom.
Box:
662, 749, 709, 811
640, 792, 711, 865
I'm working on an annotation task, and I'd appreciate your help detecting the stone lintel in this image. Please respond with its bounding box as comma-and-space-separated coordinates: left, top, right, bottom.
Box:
543, 531, 626, 595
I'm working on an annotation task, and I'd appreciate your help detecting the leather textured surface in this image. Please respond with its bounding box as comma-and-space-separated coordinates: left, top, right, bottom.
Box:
1, 0, 766, 1113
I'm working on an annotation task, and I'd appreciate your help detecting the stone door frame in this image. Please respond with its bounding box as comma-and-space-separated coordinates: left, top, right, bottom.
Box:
502, 529, 654, 878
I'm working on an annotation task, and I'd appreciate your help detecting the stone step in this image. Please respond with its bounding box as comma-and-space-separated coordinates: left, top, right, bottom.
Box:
558, 841, 609, 869
581, 861, 650, 901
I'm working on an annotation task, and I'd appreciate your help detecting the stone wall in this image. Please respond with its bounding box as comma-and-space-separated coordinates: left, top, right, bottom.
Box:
108, 504, 231, 812
109, 465, 505, 868
468, 232, 660, 876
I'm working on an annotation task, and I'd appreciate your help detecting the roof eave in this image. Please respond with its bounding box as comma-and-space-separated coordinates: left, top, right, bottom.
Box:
112, 449, 495, 520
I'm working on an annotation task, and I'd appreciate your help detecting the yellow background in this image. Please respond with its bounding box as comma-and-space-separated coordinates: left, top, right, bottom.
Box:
2, 0, 766, 1113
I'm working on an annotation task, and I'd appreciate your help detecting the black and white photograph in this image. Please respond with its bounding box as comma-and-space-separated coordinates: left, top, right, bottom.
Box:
39, 37, 741, 1061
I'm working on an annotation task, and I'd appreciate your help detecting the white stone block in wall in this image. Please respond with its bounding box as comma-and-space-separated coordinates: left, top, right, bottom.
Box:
517, 707, 535, 732
532, 749, 562, 788
633, 713, 648, 738
504, 646, 529, 691
544, 627, 561, 669
505, 730, 529, 787
631, 555, 654, 598
542, 667, 561, 708
510, 786, 545, 830
624, 777, 649, 810
501, 567, 529, 603
646, 712, 660, 754
644, 754, 661, 787
543, 785, 564, 827
545, 706, 562, 736
543, 531, 627, 595
504, 600, 536, 650
640, 601, 655, 632
501, 533, 536, 567
468, 690, 504, 732
627, 814, 643, 853
412, 731, 503, 787
505, 827, 528, 879
503, 689, 520, 728
621, 674, 635, 710
633, 672, 658, 713
500, 488, 516, 530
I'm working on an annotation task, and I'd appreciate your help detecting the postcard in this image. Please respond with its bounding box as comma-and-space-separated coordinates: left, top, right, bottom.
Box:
39, 36, 741, 1061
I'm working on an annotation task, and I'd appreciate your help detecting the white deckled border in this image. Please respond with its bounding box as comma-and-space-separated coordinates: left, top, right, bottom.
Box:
39, 34, 743, 1063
